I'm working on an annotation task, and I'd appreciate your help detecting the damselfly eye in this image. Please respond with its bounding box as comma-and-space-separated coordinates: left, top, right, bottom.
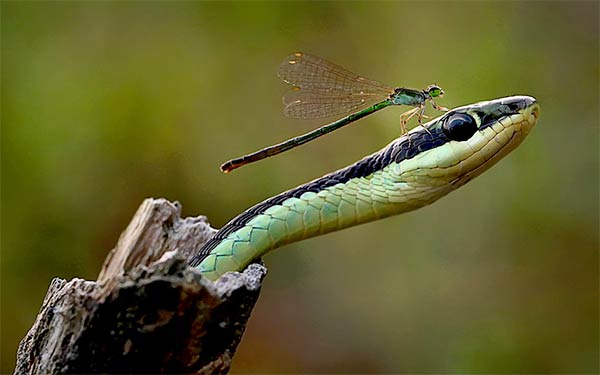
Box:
442, 113, 477, 141
427, 85, 443, 98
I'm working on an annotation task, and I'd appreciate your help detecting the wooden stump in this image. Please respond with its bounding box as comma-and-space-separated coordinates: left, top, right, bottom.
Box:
14, 198, 267, 374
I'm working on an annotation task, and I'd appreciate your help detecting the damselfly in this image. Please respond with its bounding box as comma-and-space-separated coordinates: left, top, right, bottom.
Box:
220, 52, 447, 173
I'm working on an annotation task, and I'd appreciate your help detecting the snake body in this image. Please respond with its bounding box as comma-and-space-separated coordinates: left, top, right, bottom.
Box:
191, 96, 539, 280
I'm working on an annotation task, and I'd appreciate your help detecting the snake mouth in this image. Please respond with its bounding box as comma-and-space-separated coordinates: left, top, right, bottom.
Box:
486, 98, 539, 161
530, 103, 540, 120
523, 97, 540, 121
515, 98, 540, 136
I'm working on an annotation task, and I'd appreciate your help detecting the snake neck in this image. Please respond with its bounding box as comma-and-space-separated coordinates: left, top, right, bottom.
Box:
191, 131, 452, 280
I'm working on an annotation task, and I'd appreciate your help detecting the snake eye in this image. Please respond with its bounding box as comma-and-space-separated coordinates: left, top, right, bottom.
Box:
442, 113, 478, 141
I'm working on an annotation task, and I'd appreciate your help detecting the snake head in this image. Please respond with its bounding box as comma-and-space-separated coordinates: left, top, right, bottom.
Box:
396, 96, 540, 189
441, 95, 540, 186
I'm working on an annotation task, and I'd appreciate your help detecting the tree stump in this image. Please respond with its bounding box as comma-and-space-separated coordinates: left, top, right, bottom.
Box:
14, 198, 267, 374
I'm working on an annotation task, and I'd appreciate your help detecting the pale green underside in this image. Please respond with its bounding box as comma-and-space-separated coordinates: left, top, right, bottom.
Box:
198, 162, 449, 280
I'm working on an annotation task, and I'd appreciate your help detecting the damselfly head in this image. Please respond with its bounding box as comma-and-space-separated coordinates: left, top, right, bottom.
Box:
426, 84, 444, 98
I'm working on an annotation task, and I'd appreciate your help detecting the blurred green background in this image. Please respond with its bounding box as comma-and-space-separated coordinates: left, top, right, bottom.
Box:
2, 1, 598, 373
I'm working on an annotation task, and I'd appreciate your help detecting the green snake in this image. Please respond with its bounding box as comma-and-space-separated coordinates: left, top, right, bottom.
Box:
191, 96, 539, 280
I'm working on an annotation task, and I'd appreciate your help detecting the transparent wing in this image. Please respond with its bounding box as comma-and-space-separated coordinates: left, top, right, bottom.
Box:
278, 52, 394, 119
278, 52, 394, 94
283, 89, 386, 119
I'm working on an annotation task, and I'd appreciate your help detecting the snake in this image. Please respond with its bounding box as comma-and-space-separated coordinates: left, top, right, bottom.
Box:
190, 96, 540, 280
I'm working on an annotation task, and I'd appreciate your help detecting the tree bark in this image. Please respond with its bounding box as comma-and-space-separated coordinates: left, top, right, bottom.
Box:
14, 198, 267, 374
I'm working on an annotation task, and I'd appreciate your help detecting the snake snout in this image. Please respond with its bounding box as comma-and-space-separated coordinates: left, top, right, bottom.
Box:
500, 96, 539, 133
519, 97, 540, 133
502, 95, 537, 113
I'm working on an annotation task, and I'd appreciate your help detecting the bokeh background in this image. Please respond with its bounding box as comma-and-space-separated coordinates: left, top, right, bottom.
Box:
2, 1, 598, 373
